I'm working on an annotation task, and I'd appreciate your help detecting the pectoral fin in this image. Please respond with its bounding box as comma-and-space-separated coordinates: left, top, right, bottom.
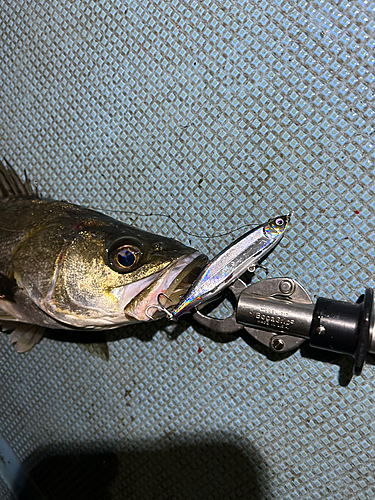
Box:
2, 322, 44, 353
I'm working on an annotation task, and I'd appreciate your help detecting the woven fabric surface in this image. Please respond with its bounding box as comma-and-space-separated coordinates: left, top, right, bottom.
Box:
1, 0, 375, 499
0, 478, 14, 500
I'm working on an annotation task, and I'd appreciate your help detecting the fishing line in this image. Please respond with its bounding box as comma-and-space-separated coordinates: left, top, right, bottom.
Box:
92, 207, 258, 240
0, 159, 259, 239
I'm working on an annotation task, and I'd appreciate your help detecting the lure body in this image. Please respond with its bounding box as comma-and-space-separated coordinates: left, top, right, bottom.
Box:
172, 215, 290, 318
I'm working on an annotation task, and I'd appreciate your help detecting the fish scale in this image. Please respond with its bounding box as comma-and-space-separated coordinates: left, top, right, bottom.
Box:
0, 160, 206, 352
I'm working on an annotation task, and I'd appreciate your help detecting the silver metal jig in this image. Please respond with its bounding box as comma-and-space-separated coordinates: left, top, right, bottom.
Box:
171, 213, 290, 319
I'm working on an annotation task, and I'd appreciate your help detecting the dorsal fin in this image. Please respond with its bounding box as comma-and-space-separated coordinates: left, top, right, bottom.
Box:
0, 158, 36, 198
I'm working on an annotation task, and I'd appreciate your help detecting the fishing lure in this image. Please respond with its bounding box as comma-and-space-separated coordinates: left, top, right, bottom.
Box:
146, 214, 290, 320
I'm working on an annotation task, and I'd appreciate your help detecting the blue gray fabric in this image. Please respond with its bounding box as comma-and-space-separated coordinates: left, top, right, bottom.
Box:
0, 478, 15, 500
1, 0, 375, 498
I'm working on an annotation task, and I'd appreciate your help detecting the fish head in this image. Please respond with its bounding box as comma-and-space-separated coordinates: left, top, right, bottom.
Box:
264, 214, 290, 240
12, 213, 207, 328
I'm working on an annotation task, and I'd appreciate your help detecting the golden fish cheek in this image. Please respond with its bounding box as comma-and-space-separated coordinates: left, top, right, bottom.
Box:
11, 216, 200, 328
43, 232, 175, 325
0, 161, 205, 335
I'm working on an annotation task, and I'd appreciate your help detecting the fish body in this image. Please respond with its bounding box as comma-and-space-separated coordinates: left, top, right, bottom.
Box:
172, 215, 290, 318
0, 160, 206, 351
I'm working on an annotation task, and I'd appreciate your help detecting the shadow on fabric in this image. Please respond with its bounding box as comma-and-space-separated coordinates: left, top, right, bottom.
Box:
18, 436, 266, 500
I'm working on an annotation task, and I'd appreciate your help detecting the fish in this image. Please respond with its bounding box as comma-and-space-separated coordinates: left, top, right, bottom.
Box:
171, 214, 290, 318
0, 159, 207, 352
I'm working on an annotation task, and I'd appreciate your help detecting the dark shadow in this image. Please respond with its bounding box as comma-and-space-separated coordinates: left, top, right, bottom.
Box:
43, 316, 373, 386
43, 318, 170, 344
43, 291, 242, 347
18, 452, 117, 500
42, 298, 242, 360
241, 330, 375, 386
43, 279, 375, 384
42, 270, 252, 348
300, 343, 356, 387
43, 318, 187, 361
242, 333, 375, 387
19, 436, 265, 500
240, 328, 297, 362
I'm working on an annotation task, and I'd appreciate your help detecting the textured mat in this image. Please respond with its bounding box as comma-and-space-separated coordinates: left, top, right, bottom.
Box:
1, 0, 375, 499
0, 478, 14, 500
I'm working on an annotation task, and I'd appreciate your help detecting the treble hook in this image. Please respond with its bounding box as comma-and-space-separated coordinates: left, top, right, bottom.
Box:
145, 293, 174, 320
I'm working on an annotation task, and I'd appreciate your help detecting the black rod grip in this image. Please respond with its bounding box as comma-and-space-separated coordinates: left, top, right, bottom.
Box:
309, 298, 360, 356
309, 289, 373, 375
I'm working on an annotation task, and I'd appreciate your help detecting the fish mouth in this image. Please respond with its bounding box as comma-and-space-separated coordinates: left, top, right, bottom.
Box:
124, 251, 208, 321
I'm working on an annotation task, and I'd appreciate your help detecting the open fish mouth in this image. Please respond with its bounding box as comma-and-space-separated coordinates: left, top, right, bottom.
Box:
124, 251, 207, 321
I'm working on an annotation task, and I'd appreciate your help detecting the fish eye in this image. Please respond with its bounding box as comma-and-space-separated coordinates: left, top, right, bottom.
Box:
109, 245, 141, 272
275, 218, 284, 226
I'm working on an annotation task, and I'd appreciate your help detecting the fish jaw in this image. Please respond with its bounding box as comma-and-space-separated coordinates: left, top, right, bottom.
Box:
124, 251, 207, 321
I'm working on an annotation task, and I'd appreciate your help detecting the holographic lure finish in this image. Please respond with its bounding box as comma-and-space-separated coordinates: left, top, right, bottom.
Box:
172, 214, 290, 319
